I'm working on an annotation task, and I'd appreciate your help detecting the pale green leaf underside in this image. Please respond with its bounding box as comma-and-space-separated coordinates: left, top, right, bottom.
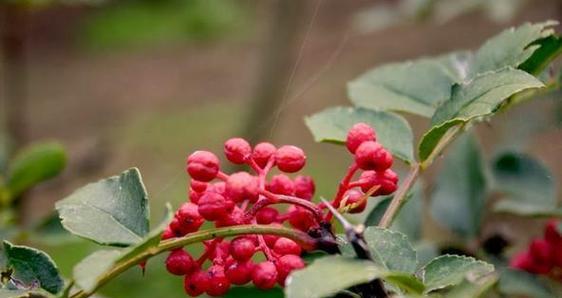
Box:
73, 250, 122, 293
305, 106, 414, 163
419, 68, 543, 161
420, 255, 494, 293
56, 168, 150, 246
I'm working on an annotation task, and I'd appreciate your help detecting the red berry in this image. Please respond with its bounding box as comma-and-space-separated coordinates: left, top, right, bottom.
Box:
207, 181, 226, 195
359, 169, 398, 195
215, 206, 244, 227
346, 123, 376, 153
510, 251, 552, 274
225, 172, 259, 203
198, 192, 234, 221
189, 188, 202, 204
230, 237, 256, 262
288, 206, 317, 232
186, 151, 220, 182
206, 265, 231, 296
344, 189, 366, 214
225, 261, 254, 285
252, 142, 277, 168
224, 138, 252, 164
256, 207, 279, 224
354, 141, 393, 171
267, 174, 295, 196
275, 145, 306, 173
294, 175, 315, 200
190, 180, 208, 193
184, 270, 209, 296
252, 261, 278, 289
545, 219, 562, 245
276, 254, 305, 286
175, 202, 204, 234
209, 241, 231, 262
529, 239, 553, 264
273, 237, 301, 256
161, 226, 175, 240
166, 249, 196, 276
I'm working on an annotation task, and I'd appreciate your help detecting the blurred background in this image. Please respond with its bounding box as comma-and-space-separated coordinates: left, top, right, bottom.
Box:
0, 0, 561, 297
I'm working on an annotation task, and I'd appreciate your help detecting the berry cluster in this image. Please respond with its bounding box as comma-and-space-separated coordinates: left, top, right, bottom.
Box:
162, 123, 398, 296
510, 219, 562, 281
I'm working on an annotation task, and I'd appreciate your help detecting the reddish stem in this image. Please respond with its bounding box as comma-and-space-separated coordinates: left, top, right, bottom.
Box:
217, 171, 230, 181
248, 190, 323, 221
326, 163, 359, 221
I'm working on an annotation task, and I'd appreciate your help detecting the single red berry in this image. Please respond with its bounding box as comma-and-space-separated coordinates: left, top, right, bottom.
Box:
288, 206, 317, 232
252, 142, 277, 168
344, 189, 366, 214
161, 226, 175, 240
275, 145, 306, 173
225, 172, 259, 203
230, 237, 257, 262
175, 202, 204, 234
256, 207, 279, 224
184, 270, 209, 296
346, 123, 376, 153
225, 261, 254, 285
198, 192, 234, 221
276, 254, 305, 286
189, 188, 202, 204
215, 206, 244, 227
529, 239, 553, 264
190, 180, 208, 193
359, 169, 398, 195
186, 151, 220, 182
267, 174, 295, 196
166, 249, 196, 276
510, 251, 552, 274
545, 219, 562, 245
252, 261, 278, 290
169, 217, 183, 235
207, 181, 226, 195
209, 241, 231, 262
294, 175, 315, 200
206, 265, 231, 297
273, 237, 301, 256
224, 138, 252, 164
354, 141, 393, 172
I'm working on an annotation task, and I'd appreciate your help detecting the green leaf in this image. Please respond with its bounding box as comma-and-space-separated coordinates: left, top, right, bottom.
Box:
429, 134, 487, 237
519, 35, 562, 75
285, 256, 424, 298
364, 183, 423, 241
305, 106, 414, 163
55, 168, 150, 247
419, 67, 543, 161
73, 250, 121, 293
2, 241, 64, 294
357, 227, 417, 273
491, 152, 557, 216
498, 269, 555, 298
470, 21, 559, 76
443, 275, 497, 298
6, 142, 66, 198
0, 289, 46, 298
348, 52, 470, 117
419, 255, 494, 293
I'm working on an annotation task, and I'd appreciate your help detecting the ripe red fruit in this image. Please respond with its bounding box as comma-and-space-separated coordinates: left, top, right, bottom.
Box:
273, 237, 302, 256
175, 202, 204, 234
207, 181, 226, 195
359, 169, 398, 195
206, 265, 231, 296
276, 254, 305, 286
189, 188, 202, 204
346, 123, 376, 153
184, 270, 210, 296
190, 180, 208, 193
510, 251, 552, 274
186, 151, 220, 182
529, 239, 553, 264
215, 206, 244, 227
252, 142, 277, 168
545, 219, 562, 245
161, 226, 175, 240
225, 261, 254, 285
225, 172, 259, 203
256, 207, 279, 224
275, 145, 306, 173
252, 261, 278, 289
344, 189, 366, 214
209, 241, 231, 262
230, 237, 256, 262
224, 138, 252, 164
267, 174, 295, 195
354, 141, 393, 172
198, 192, 234, 221
165, 249, 196, 276
288, 206, 317, 232
294, 175, 315, 200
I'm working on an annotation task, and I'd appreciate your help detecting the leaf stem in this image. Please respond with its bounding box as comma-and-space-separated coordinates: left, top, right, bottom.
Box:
70, 225, 315, 298
420, 125, 463, 170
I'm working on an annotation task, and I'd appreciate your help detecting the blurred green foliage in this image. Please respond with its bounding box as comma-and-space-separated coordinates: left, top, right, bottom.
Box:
79, 0, 250, 50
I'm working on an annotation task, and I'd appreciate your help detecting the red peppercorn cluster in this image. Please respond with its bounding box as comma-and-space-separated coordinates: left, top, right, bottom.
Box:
162, 123, 398, 296
510, 219, 562, 281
